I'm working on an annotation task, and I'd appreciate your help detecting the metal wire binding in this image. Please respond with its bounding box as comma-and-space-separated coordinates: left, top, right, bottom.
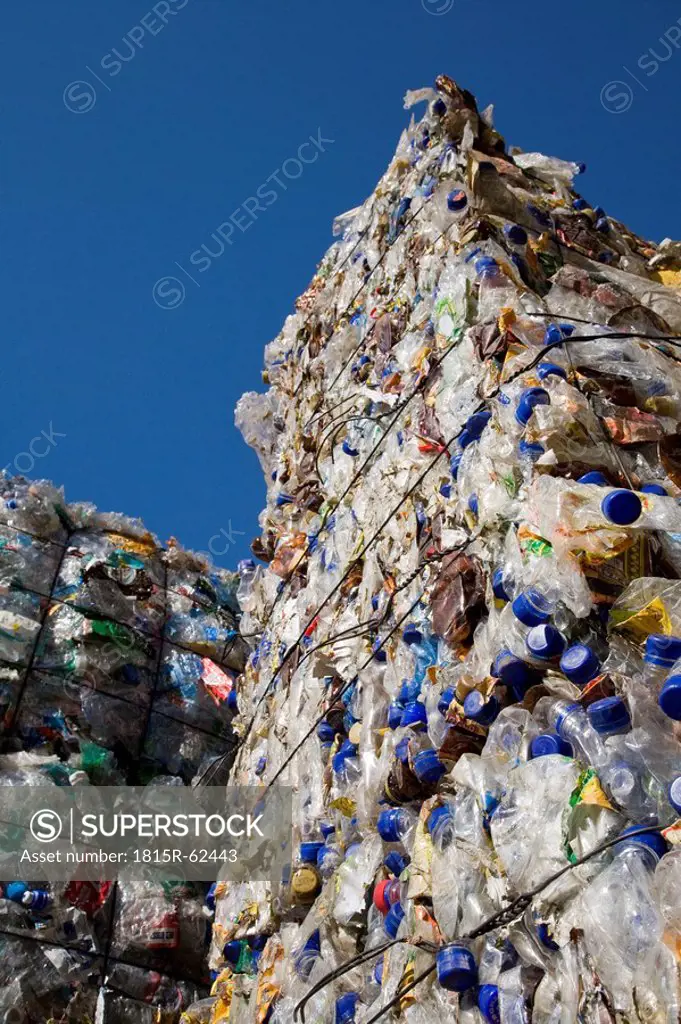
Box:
302, 824, 667, 1024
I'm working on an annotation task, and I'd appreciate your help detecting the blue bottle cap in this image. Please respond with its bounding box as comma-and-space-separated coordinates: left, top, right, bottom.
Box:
372, 638, 387, 663
492, 568, 512, 602
595, 217, 610, 233
447, 189, 468, 212
478, 983, 500, 1024
413, 748, 446, 784
526, 624, 567, 661
558, 322, 576, 337
395, 737, 410, 764
641, 482, 668, 496
450, 453, 463, 479
426, 804, 453, 836
577, 162, 587, 174
227, 689, 238, 712
388, 701, 405, 729
659, 675, 681, 721
543, 323, 564, 345
644, 634, 681, 668
403, 624, 423, 646
300, 842, 324, 864
463, 691, 499, 725
438, 687, 455, 716
399, 678, 421, 703
492, 649, 535, 690
223, 940, 242, 965
384, 851, 407, 877
436, 945, 478, 992
320, 821, 336, 839
335, 992, 359, 1024
468, 494, 479, 516
504, 224, 527, 246
518, 440, 545, 460
401, 701, 428, 729
512, 588, 552, 627
669, 777, 681, 814
5, 882, 27, 903
515, 387, 550, 426
560, 643, 601, 685
572, 198, 588, 211
384, 902, 405, 938
601, 489, 642, 526
342, 440, 359, 457
255, 756, 267, 776
587, 696, 631, 735
598, 251, 615, 264
338, 739, 358, 758
238, 558, 256, 573
465, 410, 492, 438
433, 98, 447, 117
332, 752, 348, 775
617, 825, 668, 861
377, 808, 409, 843
537, 361, 567, 381
440, 482, 452, 498
475, 256, 498, 275
536, 922, 559, 951
530, 733, 572, 759
578, 471, 609, 486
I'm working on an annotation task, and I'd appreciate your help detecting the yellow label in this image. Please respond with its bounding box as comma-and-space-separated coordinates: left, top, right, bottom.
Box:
656, 269, 681, 289
498, 307, 516, 332
209, 971, 235, 1023
398, 958, 417, 1012
610, 597, 672, 641
104, 531, 158, 557
578, 773, 613, 810
329, 797, 356, 817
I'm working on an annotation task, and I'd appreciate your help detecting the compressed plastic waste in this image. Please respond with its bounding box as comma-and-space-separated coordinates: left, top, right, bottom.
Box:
0, 473, 247, 1022
207, 75, 681, 1023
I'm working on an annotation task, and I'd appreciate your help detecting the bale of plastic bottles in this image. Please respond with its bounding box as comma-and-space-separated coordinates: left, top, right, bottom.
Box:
207, 76, 681, 1023
0, 473, 247, 1022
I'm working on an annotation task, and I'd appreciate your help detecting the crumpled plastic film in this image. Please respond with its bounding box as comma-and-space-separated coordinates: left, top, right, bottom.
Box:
211, 76, 681, 1023
0, 473, 247, 1022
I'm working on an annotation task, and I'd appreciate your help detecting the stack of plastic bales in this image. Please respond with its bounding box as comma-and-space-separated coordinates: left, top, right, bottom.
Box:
0, 473, 247, 1023
207, 77, 681, 1023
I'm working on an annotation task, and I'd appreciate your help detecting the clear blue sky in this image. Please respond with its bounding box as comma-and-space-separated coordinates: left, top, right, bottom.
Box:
3, 0, 681, 565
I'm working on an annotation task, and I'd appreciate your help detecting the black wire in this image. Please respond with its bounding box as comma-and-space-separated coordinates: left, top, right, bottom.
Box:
303, 823, 667, 1024
3, 526, 74, 737
0, 576, 241, 678
266, 588, 426, 788
364, 962, 437, 1024
217, 327, 681, 785
261, 217, 461, 629
295, 939, 401, 1023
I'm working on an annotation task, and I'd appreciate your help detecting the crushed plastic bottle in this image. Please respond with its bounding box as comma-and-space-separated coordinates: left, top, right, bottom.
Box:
220, 73, 681, 1023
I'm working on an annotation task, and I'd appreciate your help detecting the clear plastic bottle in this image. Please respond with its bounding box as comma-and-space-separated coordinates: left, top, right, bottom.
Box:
642, 634, 681, 688
496, 588, 556, 661
581, 828, 668, 1014
539, 699, 607, 767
